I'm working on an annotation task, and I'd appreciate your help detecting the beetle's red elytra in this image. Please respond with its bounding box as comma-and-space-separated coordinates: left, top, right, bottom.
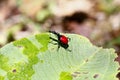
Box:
60, 35, 68, 44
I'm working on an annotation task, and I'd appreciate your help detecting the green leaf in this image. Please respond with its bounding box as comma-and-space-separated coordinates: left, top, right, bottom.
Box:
36, 9, 51, 22
0, 33, 119, 80
60, 72, 73, 80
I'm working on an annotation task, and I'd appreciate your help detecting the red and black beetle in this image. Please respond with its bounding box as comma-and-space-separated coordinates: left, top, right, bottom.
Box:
49, 31, 71, 51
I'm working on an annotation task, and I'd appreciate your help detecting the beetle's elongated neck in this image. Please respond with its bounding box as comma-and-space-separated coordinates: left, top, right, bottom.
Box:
49, 31, 61, 37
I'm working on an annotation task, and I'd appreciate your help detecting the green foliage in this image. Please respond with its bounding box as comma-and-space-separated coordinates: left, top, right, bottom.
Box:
0, 33, 119, 80
36, 9, 52, 22
106, 36, 120, 48
99, 0, 120, 15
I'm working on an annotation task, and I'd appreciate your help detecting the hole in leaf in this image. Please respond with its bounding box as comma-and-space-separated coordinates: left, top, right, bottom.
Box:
74, 72, 81, 74
12, 69, 17, 73
93, 74, 99, 78
85, 59, 88, 62
17, 46, 24, 49
72, 71, 81, 77
83, 72, 88, 74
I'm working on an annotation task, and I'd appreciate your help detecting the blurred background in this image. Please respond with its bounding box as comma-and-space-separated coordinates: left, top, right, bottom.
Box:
0, 0, 120, 78
0, 0, 120, 52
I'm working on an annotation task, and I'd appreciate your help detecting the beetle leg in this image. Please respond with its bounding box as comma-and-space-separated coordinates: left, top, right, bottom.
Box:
66, 49, 71, 52
49, 37, 58, 45
68, 37, 71, 41
49, 37, 58, 42
50, 42, 58, 45
57, 45, 60, 51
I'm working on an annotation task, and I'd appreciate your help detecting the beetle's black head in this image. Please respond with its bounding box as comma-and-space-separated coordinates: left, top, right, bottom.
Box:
49, 31, 60, 38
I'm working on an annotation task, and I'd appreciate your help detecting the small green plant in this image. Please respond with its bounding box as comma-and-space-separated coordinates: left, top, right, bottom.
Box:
0, 33, 119, 80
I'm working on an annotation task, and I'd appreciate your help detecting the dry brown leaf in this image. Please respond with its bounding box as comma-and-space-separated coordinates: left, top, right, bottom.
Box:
18, 0, 45, 17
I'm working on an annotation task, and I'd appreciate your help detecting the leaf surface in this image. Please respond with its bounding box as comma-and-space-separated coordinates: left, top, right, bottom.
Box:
0, 33, 119, 80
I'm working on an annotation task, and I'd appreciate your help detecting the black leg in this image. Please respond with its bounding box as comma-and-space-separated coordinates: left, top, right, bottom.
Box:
49, 37, 58, 45
49, 31, 60, 37
49, 37, 58, 42
50, 42, 58, 45
66, 49, 71, 52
